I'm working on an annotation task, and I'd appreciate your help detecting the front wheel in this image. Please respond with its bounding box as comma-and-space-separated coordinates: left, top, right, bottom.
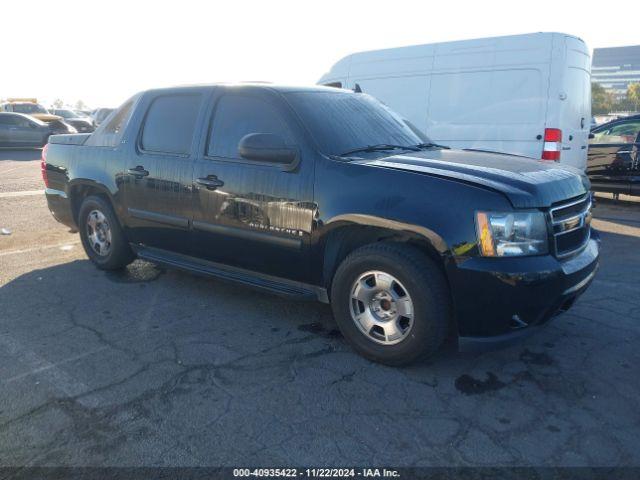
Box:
330, 243, 451, 366
78, 195, 135, 270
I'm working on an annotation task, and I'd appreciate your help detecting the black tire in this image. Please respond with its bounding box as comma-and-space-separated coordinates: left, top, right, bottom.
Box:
330, 243, 450, 366
78, 195, 135, 270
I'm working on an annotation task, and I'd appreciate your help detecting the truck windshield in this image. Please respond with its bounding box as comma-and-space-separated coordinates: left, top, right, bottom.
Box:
284, 91, 423, 157
12, 104, 48, 114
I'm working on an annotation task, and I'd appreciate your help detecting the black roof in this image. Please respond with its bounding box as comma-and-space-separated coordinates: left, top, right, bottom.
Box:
145, 83, 346, 95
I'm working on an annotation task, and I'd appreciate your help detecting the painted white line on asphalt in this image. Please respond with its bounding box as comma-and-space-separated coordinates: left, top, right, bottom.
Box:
592, 218, 640, 237
0, 241, 81, 257
0, 190, 44, 198
0, 164, 36, 174
4, 346, 109, 384
0, 334, 104, 408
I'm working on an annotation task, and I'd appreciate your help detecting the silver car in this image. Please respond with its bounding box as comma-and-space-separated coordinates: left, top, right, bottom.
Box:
0, 112, 50, 147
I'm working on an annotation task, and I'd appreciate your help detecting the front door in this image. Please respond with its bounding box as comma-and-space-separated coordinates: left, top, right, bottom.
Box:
123, 91, 206, 255
588, 119, 640, 195
190, 89, 315, 282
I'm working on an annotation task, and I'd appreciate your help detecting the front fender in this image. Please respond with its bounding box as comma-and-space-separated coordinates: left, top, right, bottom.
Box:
324, 213, 449, 254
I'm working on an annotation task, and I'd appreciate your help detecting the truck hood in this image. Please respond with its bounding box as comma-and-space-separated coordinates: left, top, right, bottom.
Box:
358, 149, 589, 208
32, 113, 62, 123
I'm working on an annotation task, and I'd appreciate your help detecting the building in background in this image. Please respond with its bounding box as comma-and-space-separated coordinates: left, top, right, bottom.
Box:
592, 45, 640, 98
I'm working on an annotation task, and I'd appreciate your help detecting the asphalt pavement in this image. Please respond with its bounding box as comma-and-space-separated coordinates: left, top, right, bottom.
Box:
1, 148, 639, 468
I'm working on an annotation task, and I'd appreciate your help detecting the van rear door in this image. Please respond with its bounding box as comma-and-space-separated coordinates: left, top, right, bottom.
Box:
554, 36, 591, 170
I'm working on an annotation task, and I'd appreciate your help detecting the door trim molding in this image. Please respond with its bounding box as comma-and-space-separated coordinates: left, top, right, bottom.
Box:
192, 220, 303, 250
128, 208, 189, 228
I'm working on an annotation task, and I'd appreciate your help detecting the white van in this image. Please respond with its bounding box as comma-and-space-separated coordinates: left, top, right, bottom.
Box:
318, 33, 591, 170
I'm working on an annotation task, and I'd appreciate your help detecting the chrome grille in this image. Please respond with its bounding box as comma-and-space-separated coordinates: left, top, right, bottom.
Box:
550, 195, 592, 258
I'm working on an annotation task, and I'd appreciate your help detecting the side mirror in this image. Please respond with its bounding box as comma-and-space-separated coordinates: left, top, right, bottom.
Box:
588, 133, 595, 140
238, 133, 297, 167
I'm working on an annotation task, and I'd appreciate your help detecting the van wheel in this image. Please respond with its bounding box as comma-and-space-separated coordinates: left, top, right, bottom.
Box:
330, 243, 450, 366
78, 195, 135, 270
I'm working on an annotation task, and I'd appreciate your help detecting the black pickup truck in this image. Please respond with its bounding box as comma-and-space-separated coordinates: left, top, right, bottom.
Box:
43, 84, 599, 365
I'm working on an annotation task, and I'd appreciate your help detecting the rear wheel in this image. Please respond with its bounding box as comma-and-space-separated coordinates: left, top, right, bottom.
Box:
330, 243, 450, 366
78, 195, 135, 270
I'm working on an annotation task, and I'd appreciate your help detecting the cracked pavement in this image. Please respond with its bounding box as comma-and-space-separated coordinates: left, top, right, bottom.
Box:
0, 149, 639, 467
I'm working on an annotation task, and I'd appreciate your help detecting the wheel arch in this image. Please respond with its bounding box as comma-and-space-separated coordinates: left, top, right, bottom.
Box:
320, 215, 450, 290
320, 216, 459, 343
68, 179, 120, 226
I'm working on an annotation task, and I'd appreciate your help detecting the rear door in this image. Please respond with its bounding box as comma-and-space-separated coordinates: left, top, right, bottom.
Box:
557, 36, 591, 169
0, 115, 13, 144
588, 119, 640, 195
122, 90, 207, 255
190, 88, 315, 282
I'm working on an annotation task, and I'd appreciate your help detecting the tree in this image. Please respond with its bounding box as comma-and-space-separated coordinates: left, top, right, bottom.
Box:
75, 99, 87, 111
591, 83, 615, 115
627, 83, 640, 112
52, 98, 64, 108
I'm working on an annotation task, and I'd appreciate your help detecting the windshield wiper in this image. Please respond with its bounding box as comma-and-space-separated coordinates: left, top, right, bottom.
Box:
339, 143, 421, 157
414, 142, 450, 150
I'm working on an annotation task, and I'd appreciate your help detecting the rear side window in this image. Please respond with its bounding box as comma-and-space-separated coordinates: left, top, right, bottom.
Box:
86, 98, 137, 147
141, 94, 201, 155
207, 95, 293, 159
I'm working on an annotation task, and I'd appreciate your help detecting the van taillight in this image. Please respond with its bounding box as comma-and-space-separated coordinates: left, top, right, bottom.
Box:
41, 143, 49, 187
542, 128, 562, 161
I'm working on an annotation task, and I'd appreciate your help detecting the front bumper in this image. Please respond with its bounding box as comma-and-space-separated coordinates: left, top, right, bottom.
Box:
448, 232, 600, 346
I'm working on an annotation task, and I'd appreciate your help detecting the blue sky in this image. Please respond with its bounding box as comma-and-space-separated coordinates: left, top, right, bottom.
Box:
2, 0, 637, 108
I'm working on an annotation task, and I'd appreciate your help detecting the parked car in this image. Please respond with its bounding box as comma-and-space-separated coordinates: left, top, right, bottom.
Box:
587, 114, 640, 196
90, 108, 115, 127
319, 32, 592, 170
1, 99, 59, 122
42, 84, 598, 365
0, 112, 51, 147
0, 100, 77, 134
52, 109, 95, 133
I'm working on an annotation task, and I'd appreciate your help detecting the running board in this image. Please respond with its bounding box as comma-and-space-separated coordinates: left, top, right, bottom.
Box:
134, 245, 327, 302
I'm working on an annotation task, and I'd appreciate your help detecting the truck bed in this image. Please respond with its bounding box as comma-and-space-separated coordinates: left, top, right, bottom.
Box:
48, 133, 92, 146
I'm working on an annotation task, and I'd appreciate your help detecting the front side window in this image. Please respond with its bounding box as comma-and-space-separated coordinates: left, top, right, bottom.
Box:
283, 91, 422, 157
591, 121, 640, 144
55, 110, 76, 119
140, 94, 202, 155
207, 94, 293, 159
86, 97, 138, 147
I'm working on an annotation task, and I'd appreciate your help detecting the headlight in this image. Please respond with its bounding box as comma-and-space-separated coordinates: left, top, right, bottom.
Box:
476, 211, 548, 257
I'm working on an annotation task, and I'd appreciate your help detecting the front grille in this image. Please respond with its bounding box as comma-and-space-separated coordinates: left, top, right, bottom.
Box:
550, 195, 592, 258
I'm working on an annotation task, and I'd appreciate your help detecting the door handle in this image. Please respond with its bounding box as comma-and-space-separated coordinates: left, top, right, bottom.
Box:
196, 175, 224, 190
127, 165, 149, 178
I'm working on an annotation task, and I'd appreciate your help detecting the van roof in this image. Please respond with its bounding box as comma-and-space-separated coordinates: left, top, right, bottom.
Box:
319, 32, 587, 80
